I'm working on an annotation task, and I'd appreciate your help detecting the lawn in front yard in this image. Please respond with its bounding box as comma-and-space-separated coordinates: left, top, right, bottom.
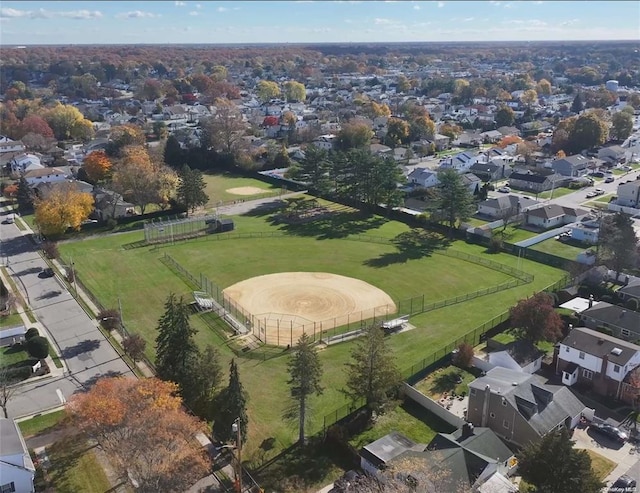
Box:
584, 449, 616, 481
413, 365, 478, 400
18, 410, 66, 437
0, 312, 23, 329
0, 344, 32, 368
529, 237, 591, 261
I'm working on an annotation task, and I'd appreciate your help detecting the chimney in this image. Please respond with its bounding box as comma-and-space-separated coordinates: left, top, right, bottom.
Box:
481, 384, 491, 427
461, 422, 475, 438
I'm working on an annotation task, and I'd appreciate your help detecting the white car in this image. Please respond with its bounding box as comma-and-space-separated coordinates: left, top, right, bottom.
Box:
586, 191, 598, 198
594, 188, 605, 195
497, 186, 511, 193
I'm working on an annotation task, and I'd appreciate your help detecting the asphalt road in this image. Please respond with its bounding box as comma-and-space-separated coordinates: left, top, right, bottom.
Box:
1, 220, 134, 419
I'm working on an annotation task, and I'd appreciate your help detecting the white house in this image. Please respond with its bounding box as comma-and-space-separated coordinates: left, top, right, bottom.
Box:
439, 151, 480, 173
313, 134, 336, 151
407, 168, 439, 188
10, 153, 42, 174
569, 221, 599, 244
556, 327, 640, 403
0, 418, 35, 493
615, 180, 640, 208
0, 136, 26, 154
23, 167, 68, 187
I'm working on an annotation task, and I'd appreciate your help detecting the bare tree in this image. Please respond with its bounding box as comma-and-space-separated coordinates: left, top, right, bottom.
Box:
0, 366, 19, 419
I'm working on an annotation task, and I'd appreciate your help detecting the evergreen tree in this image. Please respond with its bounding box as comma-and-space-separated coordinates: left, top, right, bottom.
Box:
344, 325, 400, 418
571, 92, 583, 114
16, 176, 34, 213
177, 164, 209, 216
287, 333, 324, 444
436, 169, 475, 235
155, 293, 200, 395
164, 135, 184, 169
598, 211, 639, 278
518, 429, 604, 493
212, 359, 248, 443
285, 144, 332, 194
188, 345, 223, 421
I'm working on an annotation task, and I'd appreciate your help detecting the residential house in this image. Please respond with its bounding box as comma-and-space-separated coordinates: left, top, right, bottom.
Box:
313, 134, 336, 151
598, 145, 627, 165
440, 151, 481, 173
370, 143, 393, 156
477, 195, 539, 219
431, 133, 451, 151
617, 277, 640, 304
551, 155, 594, 177
0, 137, 25, 154
555, 326, 640, 403
580, 301, 640, 342
467, 367, 588, 449
93, 188, 136, 220
407, 168, 439, 188
615, 179, 640, 208
508, 170, 565, 193
23, 167, 68, 187
360, 427, 518, 492
468, 162, 509, 182
462, 173, 483, 194
10, 153, 42, 174
0, 418, 35, 493
568, 220, 600, 244
481, 130, 503, 143
474, 339, 545, 375
496, 126, 521, 138
525, 204, 589, 229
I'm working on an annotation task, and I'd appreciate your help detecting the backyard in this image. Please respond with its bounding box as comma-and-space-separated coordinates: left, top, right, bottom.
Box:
413, 365, 479, 400
529, 237, 591, 261
58, 195, 566, 459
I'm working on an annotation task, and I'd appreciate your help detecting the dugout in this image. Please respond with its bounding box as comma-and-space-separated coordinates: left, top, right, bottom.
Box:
216, 218, 235, 232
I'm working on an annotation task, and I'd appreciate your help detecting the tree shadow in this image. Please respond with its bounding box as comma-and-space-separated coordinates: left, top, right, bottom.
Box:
15, 266, 43, 276
62, 339, 101, 359
430, 371, 463, 395
80, 370, 125, 390
276, 211, 387, 240
35, 290, 63, 301
364, 229, 452, 268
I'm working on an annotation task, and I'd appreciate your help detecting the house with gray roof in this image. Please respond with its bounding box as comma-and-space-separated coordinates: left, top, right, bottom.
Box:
407, 168, 439, 188
551, 154, 595, 177
555, 326, 640, 404
477, 195, 539, 219
467, 367, 588, 448
617, 277, 640, 304
0, 418, 35, 493
508, 170, 565, 193
580, 301, 640, 342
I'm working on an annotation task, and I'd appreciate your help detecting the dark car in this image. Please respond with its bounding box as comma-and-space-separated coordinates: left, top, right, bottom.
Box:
608, 474, 636, 492
590, 422, 628, 443
604, 176, 615, 183
39, 267, 55, 279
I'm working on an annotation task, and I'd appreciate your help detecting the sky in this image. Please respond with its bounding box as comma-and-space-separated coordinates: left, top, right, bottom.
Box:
0, 1, 638, 45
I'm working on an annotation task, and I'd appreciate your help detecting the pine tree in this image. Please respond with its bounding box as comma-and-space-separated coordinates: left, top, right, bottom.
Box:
287, 333, 324, 444
177, 165, 209, 216
436, 169, 475, 235
212, 359, 248, 443
16, 176, 33, 213
344, 325, 400, 417
155, 293, 199, 395
164, 135, 183, 169
188, 345, 223, 421
571, 92, 583, 114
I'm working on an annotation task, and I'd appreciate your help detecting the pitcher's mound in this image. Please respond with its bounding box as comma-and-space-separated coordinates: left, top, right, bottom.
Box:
223, 272, 396, 345
226, 186, 265, 196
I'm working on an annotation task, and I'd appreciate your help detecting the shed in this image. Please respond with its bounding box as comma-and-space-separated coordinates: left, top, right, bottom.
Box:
216, 219, 235, 232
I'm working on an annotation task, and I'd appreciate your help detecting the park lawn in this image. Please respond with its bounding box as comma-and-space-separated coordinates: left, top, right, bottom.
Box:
584, 449, 616, 481
0, 312, 23, 329
414, 366, 477, 400
58, 206, 566, 456
203, 172, 281, 206
348, 399, 454, 451
530, 238, 590, 260
18, 410, 66, 437
46, 434, 112, 493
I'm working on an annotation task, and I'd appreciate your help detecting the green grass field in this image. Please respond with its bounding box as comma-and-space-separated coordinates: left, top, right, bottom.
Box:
59, 201, 566, 458
530, 238, 591, 261
18, 410, 66, 437
203, 172, 282, 206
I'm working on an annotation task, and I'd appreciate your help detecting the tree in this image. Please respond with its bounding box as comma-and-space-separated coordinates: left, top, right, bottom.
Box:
495, 106, 515, 128
285, 144, 332, 193
571, 92, 583, 113
287, 333, 324, 444
155, 293, 200, 398
19, 114, 54, 139
436, 169, 475, 235
521, 89, 538, 107
510, 292, 563, 344
68, 377, 210, 493
335, 121, 374, 151
111, 145, 160, 214
518, 430, 604, 493
598, 212, 639, 278
123, 334, 146, 362
344, 325, 400, 417
610, 111, 634, 141
256, 80, 281, 103
283, 80, 306, 102
176, 165, 209, 216
212, 359, 248, 444
16, 176, 34, 213
34, 183, 94, 238
163, 135, 184, 168
26, 335, 49, 361
438, 123, 463, 140
536, 78, 552, 96
567, 112, 608, 153
42, 103, 95, 141
384, 118, 410, 148
453, 343, 474, 368
83, 150, 112, 183
0, 366, 19, 419
188, 345, 223, 421
25, 327, 39, 340
200, 98, 246, 156
409, 115, 436, 142
628, 367, 640, 434
106, 124, 147, 157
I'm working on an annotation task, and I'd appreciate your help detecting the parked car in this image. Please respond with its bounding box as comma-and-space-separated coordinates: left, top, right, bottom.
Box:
594, 188, 605, 195
604, 176, 615, 183
39, 267, 55, 279
590, 171, 605, 178
2, 216, 14, 224
497, 186, 511, 193
608, 474, 636, 492
590, 422, 628, 443
586, 191, 598, 198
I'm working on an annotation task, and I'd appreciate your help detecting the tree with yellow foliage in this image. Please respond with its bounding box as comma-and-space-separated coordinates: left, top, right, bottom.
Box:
34, 183, 94, 238
111, 145, 158, 215
68, 377, 210, 493
83, 150, 112, 183
42, 103, 95, 141
256, 80, 281, 103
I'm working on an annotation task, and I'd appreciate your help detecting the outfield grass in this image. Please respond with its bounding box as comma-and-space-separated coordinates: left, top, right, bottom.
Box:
530, 238, 590, 261
59, 204, 566, 456
203, 172, 282, 207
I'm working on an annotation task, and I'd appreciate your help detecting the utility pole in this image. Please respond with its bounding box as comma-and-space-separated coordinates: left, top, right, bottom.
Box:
232, 418, 242, 493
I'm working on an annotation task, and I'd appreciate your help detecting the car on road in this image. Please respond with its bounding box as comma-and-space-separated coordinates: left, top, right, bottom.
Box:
608, 474, 636, 493
594, 188, 605, 195
586, 191, 598, 198
604, 176, 615, 183
39, 267, 55, 279
497, 186, 511, 193
590, 171, 605, 178
590, 422, 628, 443
2, 216, 14, 224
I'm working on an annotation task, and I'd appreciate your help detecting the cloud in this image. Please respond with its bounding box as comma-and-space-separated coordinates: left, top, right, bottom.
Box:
374, 18, 397, 25
189, 11, 199, 16
196, 3, 203, 8
217, 6, 229, 12
560, 18, 580, 26
413, 5, 421, 10
437, 2, 445, 7
463, 17, 474, 22
0, 7, 102, 20
0, 8, 31, 18
59, 10, 103, 20
175, 1, 186, 6
116, 11, 159, 19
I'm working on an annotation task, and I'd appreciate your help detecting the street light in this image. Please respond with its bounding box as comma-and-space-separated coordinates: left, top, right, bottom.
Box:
232, 418, 242, 493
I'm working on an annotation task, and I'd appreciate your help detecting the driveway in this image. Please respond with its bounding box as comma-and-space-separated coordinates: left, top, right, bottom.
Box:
572, 425, 640, 489
1, 221, 134, 419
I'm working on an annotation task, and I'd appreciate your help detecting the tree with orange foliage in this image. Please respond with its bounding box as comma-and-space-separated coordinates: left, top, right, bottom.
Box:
34, 183, 94, 238
83, 150, 112, 183
111, 145, 160, 214
68, 377, 210, 492
2, 184, 18, 199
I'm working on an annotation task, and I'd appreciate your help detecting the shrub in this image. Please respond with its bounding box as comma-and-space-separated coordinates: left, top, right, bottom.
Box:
7, 366, 33, 382
98, 308, 121, 331
41, 241, 59, 259
488, 236, 503, 253
625, 298, 639, 312
453, 342, 475, 368
26, 336, 49, 360
25, 327, 39, 340
123, 334, 146, 362
106, 218, 117, 230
